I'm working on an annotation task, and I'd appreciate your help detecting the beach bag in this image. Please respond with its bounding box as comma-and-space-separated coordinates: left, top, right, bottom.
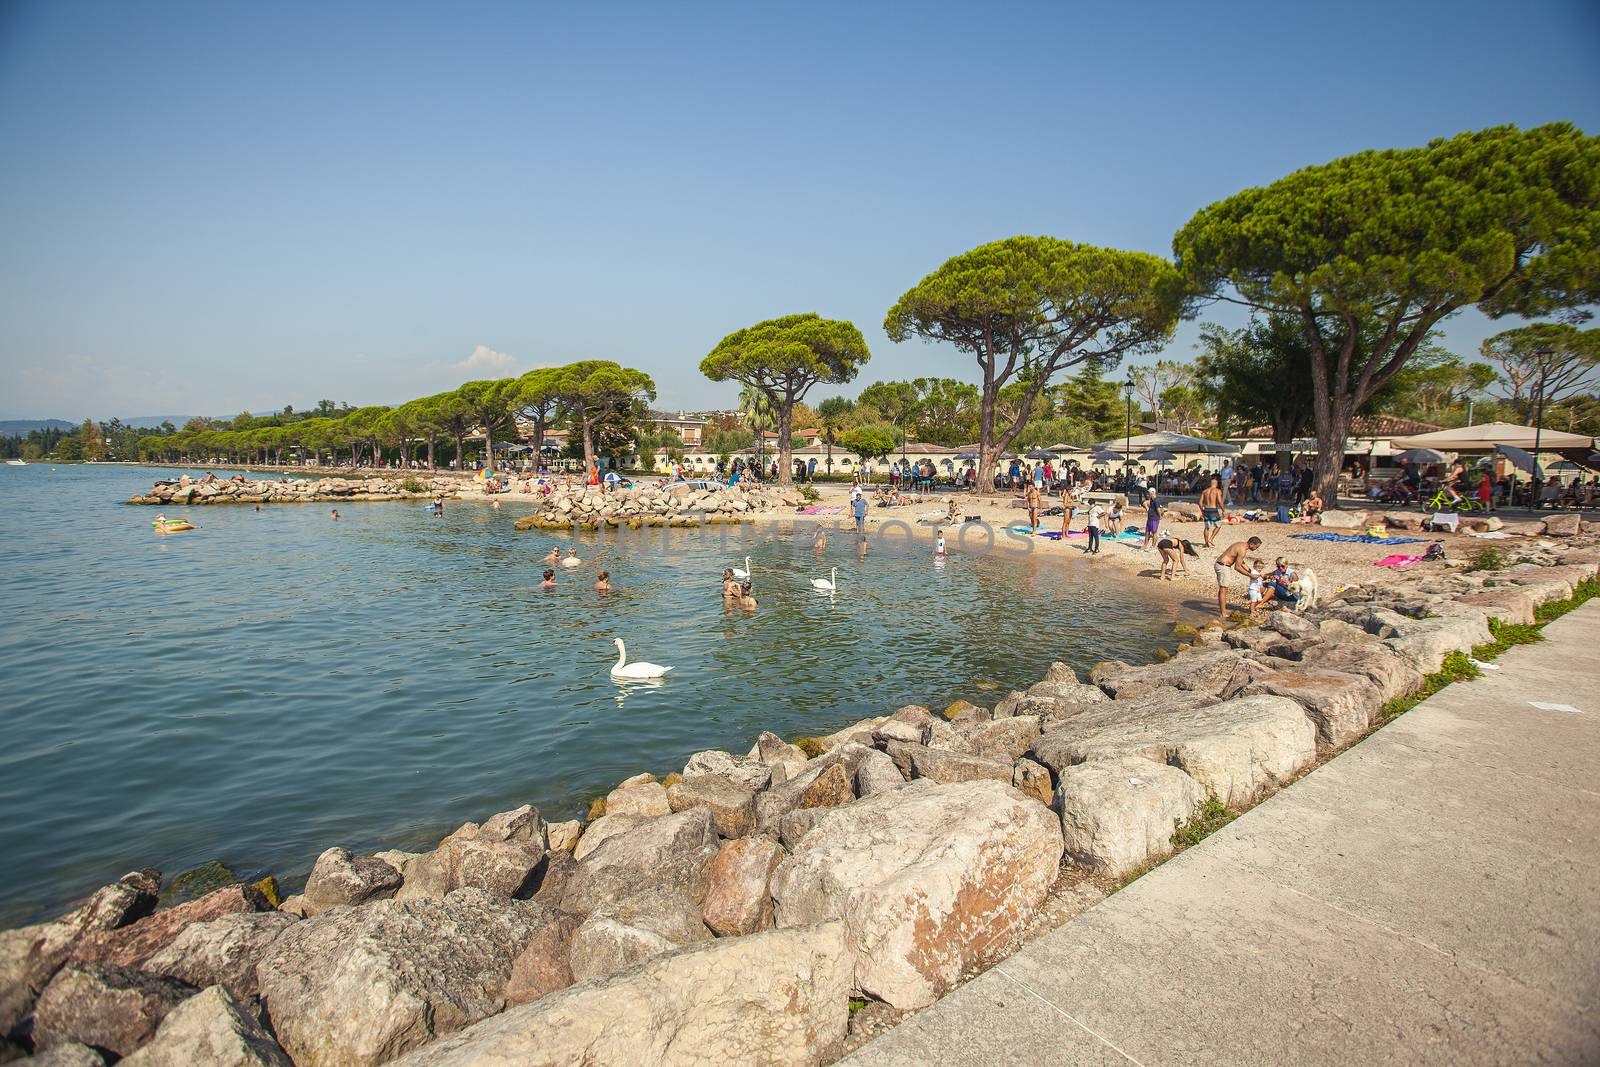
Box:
1423, 541, 1446, 561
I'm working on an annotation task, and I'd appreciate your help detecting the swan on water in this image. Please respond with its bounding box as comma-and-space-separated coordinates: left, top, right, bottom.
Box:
810, 567, 837, 592
610, 638, 672, 679
730, 556, 751, 580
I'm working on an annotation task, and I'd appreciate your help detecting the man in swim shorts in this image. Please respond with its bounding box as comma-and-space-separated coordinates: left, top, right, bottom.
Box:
1199, 476, 1225, 548
1214, 536, 1263, 619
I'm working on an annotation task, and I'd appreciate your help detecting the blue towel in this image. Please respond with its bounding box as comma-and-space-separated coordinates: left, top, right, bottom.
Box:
1291, 532, 1427, 545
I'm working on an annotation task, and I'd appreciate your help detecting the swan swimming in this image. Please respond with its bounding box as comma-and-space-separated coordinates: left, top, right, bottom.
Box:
810, 567, 837, 592
729, 556, 751, 580
610, 638, 672, 679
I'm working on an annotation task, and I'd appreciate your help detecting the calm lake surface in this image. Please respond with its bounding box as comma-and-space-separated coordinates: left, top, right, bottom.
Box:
0, 464, 1190, 924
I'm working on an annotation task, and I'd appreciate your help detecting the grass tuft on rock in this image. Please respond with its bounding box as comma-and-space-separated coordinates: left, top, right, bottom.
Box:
661, 771, 682, 789
1377, 651, 1481, 722
1464, 546, 1506, 572
1171, 798, 1237, 852
1535, 576, 1598, 623
586, 795, 607, 821
791, 735, 826, 758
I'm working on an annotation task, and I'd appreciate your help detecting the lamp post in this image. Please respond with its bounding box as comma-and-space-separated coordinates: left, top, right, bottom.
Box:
1123, 372, 1135, 478
1531, 346, 1552, 509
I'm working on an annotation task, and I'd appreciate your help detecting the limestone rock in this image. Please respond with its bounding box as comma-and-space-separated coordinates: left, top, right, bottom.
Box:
851, 747, 907, 797
383, 924, 850, 1067
301, 847, 401, 915
1318, 509, 1368, 529
816, 715, 890, 751
567, 917, 677, 982
1289, 641, 1423, 705
1541, 513, 1582, 537
1244, 666, 1383, 747
770, 779, 1063, 1009
544, 820, 582, 853
504, 912, 581, 1006
255, 888, 551, 1067
939, 699, 990, 725
32, 963, 196, 1058
1011, 757, 1054, 808
142, 911, 299, 999
778, 807, 832, 849
571, 813, 648, 862
1031, 693, 1316, 808
967, 715, 1043, 761
119, 984, 291, 1067
872, 719, 923, 745
754, 759, 855, 835
702, 837, 785, 937
750, 731, 809, 782
560, 809, 718, 916
883, 741, 1014, 786
27, 1043, 107, 1066
681, 749, 771, 791
1054, 757, 1207, 876
667, 774, 758, 838
605, 779, 672, 818
1088, 647, 1259, 700
1384, 614, 1492, 675
70, 884, 270, 971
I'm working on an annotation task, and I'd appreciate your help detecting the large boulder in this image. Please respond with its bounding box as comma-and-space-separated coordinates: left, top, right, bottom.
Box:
701, 837, 785, 937
142, 911, 299, 999
1088, 647, 1259, 700
681, 749, 771, 791
769, 779, 1063, 1009
570, 814, 648, 862
254, 888, 553, 1067
1054, 758, 1207, 876
26, 1043, 107, 1066
560, 809, 718, 917
749, 731, 808, 782
397, 805, 548, 900
1383, 614, 1492, 674
384, 924, 850, 1067
300, 847, 401, 915
1541, 513, 1582, 537
503, 913, 582, 1006
1286, 641, 1423, 705
604, 778, 671, 818
1243, 666, 1383, 747
753, 760, 855, 835
851, 747, 907, 797
70, 884, 271, 971
567, 918, 676, 983
666, 774, 758, 838
1031, 694, 1316, 808
31, 963, 196, 1058
119, 985, 291, 1067
882, 741, 1014, 786
966, 715, 1043, 761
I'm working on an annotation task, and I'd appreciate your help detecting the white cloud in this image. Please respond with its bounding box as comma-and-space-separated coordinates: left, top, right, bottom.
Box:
454, 344, 518, 375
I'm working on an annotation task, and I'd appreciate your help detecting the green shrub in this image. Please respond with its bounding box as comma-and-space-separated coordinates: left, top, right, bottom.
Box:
1464, 546, 1506, 572
399, 477, 426, 493
791, 735, 826, 758
1536, 576, 1598, 623
1171, 798, 1236, 851
799, 484, 821, 503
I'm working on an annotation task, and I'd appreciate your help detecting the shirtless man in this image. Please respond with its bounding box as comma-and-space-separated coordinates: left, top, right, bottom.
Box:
1198, 477, 1225, 547
1025, 482, 1042, 530
1214, 536, 1263, 618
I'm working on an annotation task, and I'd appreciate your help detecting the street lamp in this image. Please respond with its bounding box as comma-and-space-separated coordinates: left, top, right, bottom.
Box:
1531, 346, 1552, 508
1123, 372, 1135, 476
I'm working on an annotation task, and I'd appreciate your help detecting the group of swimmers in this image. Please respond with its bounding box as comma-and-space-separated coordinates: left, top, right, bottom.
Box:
721, 569, 758, 610
539, 545, 611, 591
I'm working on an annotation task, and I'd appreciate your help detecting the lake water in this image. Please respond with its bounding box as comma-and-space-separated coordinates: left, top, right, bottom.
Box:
0, 464, 1190, 924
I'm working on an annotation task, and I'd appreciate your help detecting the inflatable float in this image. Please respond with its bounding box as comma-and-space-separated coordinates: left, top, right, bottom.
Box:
152, 518, 195, 532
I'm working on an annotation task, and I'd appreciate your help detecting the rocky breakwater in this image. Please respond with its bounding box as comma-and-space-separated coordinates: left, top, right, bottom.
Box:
3, 534, 1595, 1066
512, 483, 798, 531
127, 474, 462, 506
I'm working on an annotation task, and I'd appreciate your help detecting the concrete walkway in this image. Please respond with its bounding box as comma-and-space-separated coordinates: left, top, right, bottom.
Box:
844, 601, 1600, 1066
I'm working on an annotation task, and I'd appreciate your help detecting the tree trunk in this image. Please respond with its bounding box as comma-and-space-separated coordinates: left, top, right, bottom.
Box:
484, 425, 496, 471
776, 399, 793, 486
426, 434, 436, 470
1312, 402, 1350, 504
581, 416, 595, 482
532, 416, 546, 465
453, 434, 465, 469
976, 377, 998, 496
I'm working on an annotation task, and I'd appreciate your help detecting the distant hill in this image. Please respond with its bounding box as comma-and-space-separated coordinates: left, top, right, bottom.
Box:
117, 416, 206, 429
0, 419, 74, 435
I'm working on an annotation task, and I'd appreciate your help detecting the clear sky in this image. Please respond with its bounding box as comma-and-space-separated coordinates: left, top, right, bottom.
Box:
2, 0, 1597, 421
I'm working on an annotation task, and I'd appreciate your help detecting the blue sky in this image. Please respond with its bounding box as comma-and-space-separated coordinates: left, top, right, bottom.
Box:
1, 0, 1597, 420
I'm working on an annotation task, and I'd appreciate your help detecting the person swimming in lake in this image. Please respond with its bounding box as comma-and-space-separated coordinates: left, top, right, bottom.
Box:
541, 568, 556, 590
595, 570, 612, 592
330, 509, 340, 521
542, 546, 561, 564
812, 527, 827, 553
562, 549, 582, 567
737, 581, 758, 610
721, 568, 740, 600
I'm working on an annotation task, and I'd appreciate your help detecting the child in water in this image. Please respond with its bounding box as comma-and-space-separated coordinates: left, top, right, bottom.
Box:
594, 570, 612, 592
541, 568, 556, 590
934, 529, 946, 557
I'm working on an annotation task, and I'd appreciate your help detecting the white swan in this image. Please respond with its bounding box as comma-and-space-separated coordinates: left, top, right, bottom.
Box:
810, 567, 837, 592
610, 638, 672, 679
730, 556, 751, 580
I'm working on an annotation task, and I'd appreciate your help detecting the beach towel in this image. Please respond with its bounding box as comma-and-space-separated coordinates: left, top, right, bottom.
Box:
797, 504, 843, 515
1469, 531, 1513, 539
1291, 532, 1427, 545
1373, 553, 1425, 568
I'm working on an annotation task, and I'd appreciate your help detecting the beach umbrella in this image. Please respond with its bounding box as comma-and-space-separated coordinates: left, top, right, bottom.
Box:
954, 451, 978, 460
1494, 443, 1544, 478
1138, 447, 1177, 464
1024, 449, 1057, 460
1394, 447, 1450, 465
1090, 449, 1121, 462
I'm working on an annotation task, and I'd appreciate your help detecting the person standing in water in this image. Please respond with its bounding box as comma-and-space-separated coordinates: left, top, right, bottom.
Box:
594, 570, 612, 592
852, 491, 868, 536
934, 529, 946, 557
540, 568, 556, 590
330, 509, 340, 521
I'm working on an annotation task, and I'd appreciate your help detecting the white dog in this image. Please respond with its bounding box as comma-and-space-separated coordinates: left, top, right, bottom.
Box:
1291, 567, 1319, 611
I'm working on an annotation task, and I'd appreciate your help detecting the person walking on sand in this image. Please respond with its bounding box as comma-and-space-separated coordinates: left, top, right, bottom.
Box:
1025, 481, 1041, 531
1061, 480, 1076, 538
1214, 536, 1263, 619
1199, 477, 1224, 548
1085, 502, 1104, 554
1141, 493, 1162, 550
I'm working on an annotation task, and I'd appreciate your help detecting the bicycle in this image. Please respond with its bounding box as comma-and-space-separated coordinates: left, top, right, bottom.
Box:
1423, 488, 1486, 512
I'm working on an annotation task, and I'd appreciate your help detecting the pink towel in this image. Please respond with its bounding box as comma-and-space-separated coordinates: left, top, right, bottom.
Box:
1373, 553, 1424, 568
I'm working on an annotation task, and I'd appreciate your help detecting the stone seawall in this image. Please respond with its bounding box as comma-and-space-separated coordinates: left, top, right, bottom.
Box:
127, 474, 463, 505
2, 524, 1593, 1066
512, 484, 798, 530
